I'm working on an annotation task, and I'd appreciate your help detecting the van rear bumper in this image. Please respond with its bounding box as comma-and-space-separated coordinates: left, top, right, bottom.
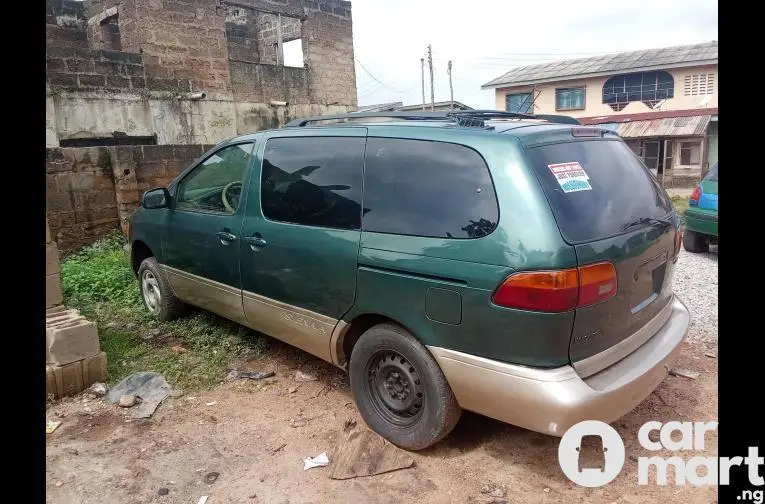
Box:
428, 295, 690, 436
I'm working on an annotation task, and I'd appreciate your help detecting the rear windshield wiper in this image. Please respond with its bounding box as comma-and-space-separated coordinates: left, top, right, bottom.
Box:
621, 216, 672, 231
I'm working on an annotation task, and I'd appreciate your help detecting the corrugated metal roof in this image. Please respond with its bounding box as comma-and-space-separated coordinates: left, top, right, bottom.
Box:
579, 107, 718, 125
482, 41, 718, 89
356, 102, 403, 112
617, 115, 711, 138
398, 100, 474, 111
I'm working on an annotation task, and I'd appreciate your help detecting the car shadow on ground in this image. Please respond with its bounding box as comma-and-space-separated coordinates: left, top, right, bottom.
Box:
243, 326, 708, 472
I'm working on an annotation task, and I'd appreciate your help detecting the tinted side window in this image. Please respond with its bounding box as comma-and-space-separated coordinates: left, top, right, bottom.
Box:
177, 142, 254, 214
261, 137, 365, 230
363, 138, 498, 239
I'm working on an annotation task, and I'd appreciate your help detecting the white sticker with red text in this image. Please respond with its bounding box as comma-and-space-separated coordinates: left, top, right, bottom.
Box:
548, 162, 592, 193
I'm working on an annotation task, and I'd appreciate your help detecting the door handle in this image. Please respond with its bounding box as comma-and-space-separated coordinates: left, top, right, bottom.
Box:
216, 231, 237, 244
243, 235, 267, 249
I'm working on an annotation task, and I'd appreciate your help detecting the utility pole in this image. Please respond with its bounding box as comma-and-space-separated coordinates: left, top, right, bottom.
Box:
427, 45, 434, 111
447, 60, 453, 110
421, 58, 425, 111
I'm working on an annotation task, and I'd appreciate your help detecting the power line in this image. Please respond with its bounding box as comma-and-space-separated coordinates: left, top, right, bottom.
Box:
355, 58, 415, 94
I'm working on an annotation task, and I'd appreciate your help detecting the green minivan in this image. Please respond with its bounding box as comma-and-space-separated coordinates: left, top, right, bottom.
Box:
128, 111, 690, 450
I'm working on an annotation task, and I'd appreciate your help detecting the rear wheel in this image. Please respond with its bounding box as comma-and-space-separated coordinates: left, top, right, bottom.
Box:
683, 230, 709, 253
349, 323, 461, 450
137, 257, 187, 322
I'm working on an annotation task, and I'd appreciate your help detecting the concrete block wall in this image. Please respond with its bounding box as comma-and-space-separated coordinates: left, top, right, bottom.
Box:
46, 46, 147, 92
45, 214, 108, 399
47, 0, 358, 148
46, 147, 121, 253
47, 0, 89, 49
302, 0, 356, 107
109, 144, 214, 231
46, 144, 212, 251
46, 219, 64, 310
90, 0, 233, 94
45, 307, 108, 399
229, 61, 310, 104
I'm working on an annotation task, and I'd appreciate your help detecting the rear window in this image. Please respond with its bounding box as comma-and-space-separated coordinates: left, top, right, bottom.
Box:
524, 139, 672, 243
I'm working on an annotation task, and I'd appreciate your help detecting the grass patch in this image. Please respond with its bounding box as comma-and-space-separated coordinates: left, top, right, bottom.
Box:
671, 196, 690, 225
61, 231, 267, 390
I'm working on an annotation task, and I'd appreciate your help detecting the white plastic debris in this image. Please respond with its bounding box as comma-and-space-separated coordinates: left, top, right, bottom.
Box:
197, 496, 208, 504
303, 452, 329, 470
669, 368, 700, 380
206, 401, 217, 406
46, 420, 62, 434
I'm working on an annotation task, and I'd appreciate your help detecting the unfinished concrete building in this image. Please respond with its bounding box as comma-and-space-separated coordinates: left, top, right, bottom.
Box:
46, 0, 357, 251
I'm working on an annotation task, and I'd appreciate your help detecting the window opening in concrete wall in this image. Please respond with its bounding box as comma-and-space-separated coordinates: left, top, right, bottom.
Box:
60, 135, 157, 148
283, 39, 304, 68
99, 14, 121, 51
258, 12, 303, 67
679, 140, 702, 167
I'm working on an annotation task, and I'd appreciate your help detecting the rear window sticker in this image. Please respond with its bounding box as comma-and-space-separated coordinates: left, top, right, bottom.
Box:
548, 162, 592, 193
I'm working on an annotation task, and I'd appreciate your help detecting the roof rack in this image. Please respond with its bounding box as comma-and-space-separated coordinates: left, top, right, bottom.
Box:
283, 110, 581, 128
284, 111, 453, 127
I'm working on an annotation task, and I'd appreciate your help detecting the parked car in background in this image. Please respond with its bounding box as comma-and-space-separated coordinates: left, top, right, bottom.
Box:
683, 162, 718, 253
127, 110, 690, 450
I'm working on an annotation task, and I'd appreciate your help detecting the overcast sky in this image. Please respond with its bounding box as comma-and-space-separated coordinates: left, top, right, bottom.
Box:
350, 0, 718, 109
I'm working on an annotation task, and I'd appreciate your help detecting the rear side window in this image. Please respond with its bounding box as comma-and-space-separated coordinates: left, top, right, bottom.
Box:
363, 138, 498, 239
261, 137, 365, 230
524, 139, 672, 243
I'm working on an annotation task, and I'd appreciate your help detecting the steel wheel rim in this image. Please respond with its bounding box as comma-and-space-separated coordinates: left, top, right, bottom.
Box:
141, 271, 161, 313
366, 350, 425, 427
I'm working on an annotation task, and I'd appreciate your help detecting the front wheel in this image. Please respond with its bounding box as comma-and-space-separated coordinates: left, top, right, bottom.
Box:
348, 323, 462, 450
683, 230, 709, 253
137, 257, 187, 322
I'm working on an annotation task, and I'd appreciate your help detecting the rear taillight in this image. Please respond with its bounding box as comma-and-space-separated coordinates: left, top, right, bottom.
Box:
690, 186, 702, 207
578, 262, 618, 307
673, 229, 683, 262
492, 262, 618, 313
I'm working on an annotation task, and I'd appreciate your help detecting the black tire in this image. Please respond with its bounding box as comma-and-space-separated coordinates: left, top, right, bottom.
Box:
683, 230, 709, 253
137, 257, 186, 322
349, 323, 462, 450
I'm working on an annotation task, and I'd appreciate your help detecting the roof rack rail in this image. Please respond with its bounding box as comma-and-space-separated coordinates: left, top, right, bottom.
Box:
284, 111, 453, 127
283, 110, 581, 128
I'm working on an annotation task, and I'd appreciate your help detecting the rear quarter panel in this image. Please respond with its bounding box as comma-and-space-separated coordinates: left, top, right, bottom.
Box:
346, 128, 578, 367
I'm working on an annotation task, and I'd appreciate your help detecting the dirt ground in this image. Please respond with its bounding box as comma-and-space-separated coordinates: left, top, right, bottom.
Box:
46, 336, 718, 504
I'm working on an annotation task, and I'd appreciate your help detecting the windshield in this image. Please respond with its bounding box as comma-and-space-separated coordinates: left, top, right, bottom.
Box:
704, 162, 718, 181
524, 139, 673, 244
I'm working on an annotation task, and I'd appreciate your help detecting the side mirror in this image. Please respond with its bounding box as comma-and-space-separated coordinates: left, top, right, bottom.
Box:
142, 187, 170, 209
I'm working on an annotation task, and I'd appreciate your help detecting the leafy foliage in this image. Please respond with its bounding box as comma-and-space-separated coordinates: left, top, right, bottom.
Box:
60, 232, 267, 390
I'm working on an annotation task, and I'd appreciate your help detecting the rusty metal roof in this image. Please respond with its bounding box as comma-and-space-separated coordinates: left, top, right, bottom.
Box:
482, 41, 718, 89
617, 114, 711, 138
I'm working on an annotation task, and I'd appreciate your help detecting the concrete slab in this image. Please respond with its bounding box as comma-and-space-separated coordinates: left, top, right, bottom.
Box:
46, 243, 61, 276
46, 352, 108, 399
46, 320, 100, 366
46, 273, 63, 309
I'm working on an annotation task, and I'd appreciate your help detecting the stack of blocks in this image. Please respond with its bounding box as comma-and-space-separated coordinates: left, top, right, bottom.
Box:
46, 218, 108, 399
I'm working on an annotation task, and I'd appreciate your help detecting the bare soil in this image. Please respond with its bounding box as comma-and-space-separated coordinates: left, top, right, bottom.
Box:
46, 338, 718, 504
